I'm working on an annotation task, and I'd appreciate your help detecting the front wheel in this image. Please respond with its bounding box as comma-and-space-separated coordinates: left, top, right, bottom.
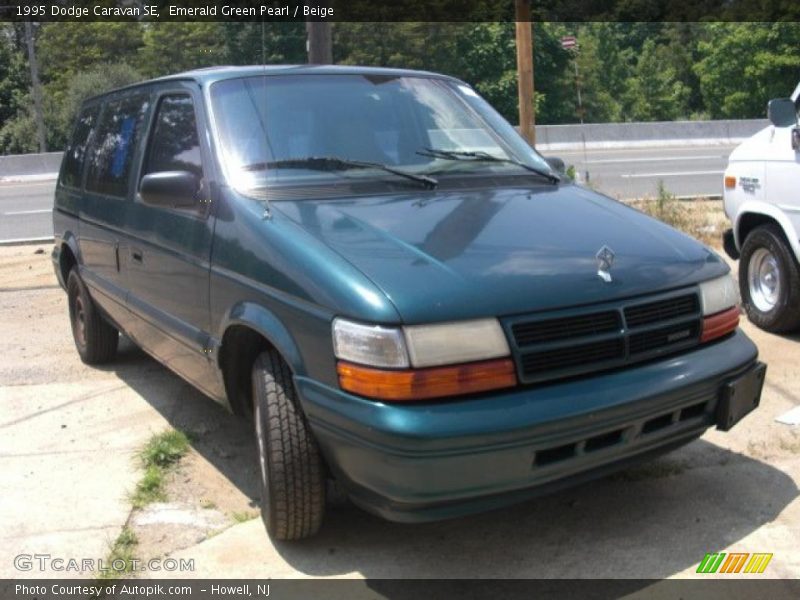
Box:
252, 350, 326, 540
739, 224, 800, 332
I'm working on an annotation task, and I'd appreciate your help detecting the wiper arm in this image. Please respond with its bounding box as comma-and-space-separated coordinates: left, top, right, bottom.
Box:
418, 147, 560, 184
246, 156, 438, 190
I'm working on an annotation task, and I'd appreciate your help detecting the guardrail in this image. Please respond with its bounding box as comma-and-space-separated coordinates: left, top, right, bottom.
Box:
0, 151, 63, 181
535, 119, 768, 150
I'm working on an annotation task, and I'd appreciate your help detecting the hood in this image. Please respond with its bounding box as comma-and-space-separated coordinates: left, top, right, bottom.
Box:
275, 183, 727, 323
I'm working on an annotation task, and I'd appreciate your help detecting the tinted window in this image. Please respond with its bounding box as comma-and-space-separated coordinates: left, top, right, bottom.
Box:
61, 105, 99, 188
86, 93, 150, 197
143, 95, 202, 179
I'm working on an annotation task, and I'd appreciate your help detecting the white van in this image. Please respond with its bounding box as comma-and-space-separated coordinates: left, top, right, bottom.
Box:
723, 82, 800, 332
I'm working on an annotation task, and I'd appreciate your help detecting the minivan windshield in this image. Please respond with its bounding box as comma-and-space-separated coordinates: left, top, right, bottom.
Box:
209, 74, 555, 194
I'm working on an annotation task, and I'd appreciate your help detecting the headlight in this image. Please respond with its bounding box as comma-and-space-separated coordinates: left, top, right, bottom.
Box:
332, 318, 409, 369
332, 317, 516, 401
404, 318, 510, 367
699, 274, 741, 343
699, 274, 739, 316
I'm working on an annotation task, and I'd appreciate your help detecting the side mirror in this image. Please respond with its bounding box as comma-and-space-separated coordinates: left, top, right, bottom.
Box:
140, 171, 199, 208
544, 156, 566, 175
767, 98, 797, 128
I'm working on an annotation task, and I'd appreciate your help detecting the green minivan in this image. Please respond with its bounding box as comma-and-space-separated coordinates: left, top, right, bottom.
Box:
53, 65, 765, 539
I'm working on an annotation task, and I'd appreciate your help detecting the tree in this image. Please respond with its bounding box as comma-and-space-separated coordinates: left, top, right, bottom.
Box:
0, 26, 28, 132
37, 22, 143, 89
221, 22, 306, 65
625, 39, 690, 121
695, 23, 800, 119
138, 23, 225, 78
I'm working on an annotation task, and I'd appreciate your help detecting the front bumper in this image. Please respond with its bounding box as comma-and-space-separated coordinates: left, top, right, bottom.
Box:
297, 330, 761, 523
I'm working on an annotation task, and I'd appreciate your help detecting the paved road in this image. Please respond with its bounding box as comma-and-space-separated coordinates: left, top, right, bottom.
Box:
0, 179, 56, 243
555, 143, 736, 199
0, 143, 736, 242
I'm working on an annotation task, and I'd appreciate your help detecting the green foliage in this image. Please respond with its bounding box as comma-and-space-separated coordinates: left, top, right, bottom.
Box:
222, 22, 306, 65
3, 21, 800, 155
98, 526, 139, 580
694, 23, 800, 119
138, 23, 225, 78
130, 465, 165, 508
140, 429, 190, 468
625, 39, 690, 121
37, 22, 143, 92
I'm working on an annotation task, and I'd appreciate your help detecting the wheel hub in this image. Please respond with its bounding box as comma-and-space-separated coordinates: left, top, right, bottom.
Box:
748, 247, 781, 313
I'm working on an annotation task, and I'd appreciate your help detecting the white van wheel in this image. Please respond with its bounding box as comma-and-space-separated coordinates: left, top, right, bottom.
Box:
739, 224, 800, 332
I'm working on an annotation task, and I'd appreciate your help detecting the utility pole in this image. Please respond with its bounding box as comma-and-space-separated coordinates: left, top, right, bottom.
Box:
24, 21, 47, 152
515, 0, 535, 146
306, 22, 332, 64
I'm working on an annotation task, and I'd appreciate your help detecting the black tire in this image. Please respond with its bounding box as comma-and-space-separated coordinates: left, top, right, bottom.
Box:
66, 268, 119, 364
252, 350, 325, 540
739, 224, 800, 333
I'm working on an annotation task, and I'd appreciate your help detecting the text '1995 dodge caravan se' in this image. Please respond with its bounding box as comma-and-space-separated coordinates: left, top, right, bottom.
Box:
53, 66, 765, 540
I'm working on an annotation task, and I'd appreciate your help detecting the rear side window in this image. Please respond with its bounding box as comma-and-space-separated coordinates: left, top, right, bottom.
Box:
60, 105, 99, 188
86, 93, 150, 197
142, 94, 203, 179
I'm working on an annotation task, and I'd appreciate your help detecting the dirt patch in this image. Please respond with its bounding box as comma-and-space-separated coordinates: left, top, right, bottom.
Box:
0, 244, 57, 290
625, 198, 728, 246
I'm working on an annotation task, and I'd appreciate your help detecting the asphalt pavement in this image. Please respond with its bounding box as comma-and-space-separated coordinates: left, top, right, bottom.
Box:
555, 143, 736, 199
0, 143, 736, 243
0, 179, 56, 243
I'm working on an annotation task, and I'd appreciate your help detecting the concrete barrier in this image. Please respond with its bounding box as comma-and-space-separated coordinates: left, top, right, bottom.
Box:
0, 151, 63, 182
534, 119, 769, 151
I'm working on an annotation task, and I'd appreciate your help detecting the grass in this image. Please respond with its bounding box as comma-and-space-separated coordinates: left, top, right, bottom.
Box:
129, 429, 190, 508
231, 510, 259, 523
97, 527, 139, 581
131, 465, 166, 508
627, 180, 720, 245
140, 429, 190, 469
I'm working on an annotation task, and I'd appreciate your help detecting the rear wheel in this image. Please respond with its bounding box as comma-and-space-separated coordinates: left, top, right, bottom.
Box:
66, 268, 119, 364
252, 349, 325, 540
739, 224, 800, 332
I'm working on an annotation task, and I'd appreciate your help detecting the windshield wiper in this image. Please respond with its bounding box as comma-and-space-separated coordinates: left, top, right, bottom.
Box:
417, 147, 560, 184
244, 156, 438, 190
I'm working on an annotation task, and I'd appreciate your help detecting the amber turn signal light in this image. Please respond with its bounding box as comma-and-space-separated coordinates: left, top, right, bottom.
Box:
337, 358, 517, 401
724, 175, 736, 189
701, 306, 740, 343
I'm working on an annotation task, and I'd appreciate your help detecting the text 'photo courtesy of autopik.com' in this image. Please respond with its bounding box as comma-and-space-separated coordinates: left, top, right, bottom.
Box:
1, 0, 799, 598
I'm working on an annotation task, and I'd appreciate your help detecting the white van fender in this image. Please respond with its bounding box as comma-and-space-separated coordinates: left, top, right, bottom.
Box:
734, 200, 800, 262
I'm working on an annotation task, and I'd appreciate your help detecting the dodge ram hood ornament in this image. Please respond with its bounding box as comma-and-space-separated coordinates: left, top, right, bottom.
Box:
596, 245, 615, 283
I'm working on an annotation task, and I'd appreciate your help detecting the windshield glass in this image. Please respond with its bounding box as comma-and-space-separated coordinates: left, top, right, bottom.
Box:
209, 74, 553, 192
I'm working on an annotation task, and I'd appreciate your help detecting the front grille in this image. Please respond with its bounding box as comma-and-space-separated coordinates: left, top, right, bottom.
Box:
507, 291, 702, 384
512, 311, 620, 345
624, 294, 699, 328
629, 321, 700, 355
521, 338, 624, 375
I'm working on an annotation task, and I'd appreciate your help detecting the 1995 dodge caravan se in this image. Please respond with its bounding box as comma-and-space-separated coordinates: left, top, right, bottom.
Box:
53, 66, 765, 540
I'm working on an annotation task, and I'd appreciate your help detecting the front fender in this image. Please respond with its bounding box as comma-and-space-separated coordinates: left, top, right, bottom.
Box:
217, 301, 305, 376
734, 201, 800, 262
